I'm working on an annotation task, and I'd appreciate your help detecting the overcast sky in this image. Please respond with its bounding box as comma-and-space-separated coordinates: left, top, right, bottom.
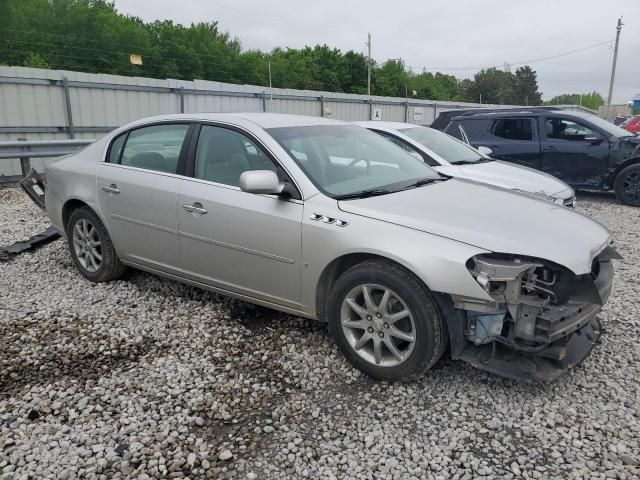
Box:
113, 0, 639, 103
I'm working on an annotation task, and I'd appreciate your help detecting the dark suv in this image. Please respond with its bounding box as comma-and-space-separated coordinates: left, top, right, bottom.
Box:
445, 109, 640, 206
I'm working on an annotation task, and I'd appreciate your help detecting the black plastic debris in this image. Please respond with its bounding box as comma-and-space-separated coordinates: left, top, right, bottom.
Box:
19, 168, 46, 210
0, 226, 61, 261
114, 442, 129, 456
26, 409, 40, 421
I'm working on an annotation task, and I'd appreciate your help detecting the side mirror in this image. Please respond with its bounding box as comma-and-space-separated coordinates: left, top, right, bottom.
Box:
584, 134, 603, 145
239, 170, 283, 195
477, 146, 493, 156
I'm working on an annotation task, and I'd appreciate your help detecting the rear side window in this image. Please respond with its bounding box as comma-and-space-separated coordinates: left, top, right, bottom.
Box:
120, 124, 190, 173
492, 118, 534, 141
456, 119, 487, 139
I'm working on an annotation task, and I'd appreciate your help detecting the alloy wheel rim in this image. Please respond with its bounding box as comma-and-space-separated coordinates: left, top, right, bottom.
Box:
622, 171, 640, 202
340, 283, 416, 367
72, 219, 102, 273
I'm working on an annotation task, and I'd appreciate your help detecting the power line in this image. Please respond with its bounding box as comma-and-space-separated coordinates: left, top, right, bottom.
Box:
408, 39, 615, 73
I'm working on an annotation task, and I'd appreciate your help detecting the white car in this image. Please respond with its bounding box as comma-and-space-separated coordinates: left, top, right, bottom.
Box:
356, 121, 576, 207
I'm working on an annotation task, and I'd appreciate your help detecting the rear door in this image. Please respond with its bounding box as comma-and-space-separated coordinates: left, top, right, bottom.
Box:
539, 116, 610, 187
478, 117, 542, 169
177, 123, 304, 308
97, 122, 192, 271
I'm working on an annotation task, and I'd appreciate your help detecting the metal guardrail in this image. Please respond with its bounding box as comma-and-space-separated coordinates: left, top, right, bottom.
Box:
0, 139, 94, 181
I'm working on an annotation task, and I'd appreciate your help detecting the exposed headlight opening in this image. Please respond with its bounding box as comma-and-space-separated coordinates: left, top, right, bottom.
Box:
462, 252, 612, 350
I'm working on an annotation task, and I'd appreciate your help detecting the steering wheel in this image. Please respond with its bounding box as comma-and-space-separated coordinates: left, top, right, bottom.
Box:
345, 157, 370, 175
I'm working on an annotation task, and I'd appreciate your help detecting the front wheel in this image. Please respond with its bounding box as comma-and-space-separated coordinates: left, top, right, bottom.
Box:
614, 163, 640, 207
327, 260, 448, 381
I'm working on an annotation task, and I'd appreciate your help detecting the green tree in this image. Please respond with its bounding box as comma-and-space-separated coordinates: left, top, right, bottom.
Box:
0, 0, 544, 105
466, 68, 515, 104
545, 91, 604, 110
23, 52, 49, 68
513, 66, 542, 105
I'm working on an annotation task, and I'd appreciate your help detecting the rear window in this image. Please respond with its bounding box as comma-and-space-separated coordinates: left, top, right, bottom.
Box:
491, 118, 534, 141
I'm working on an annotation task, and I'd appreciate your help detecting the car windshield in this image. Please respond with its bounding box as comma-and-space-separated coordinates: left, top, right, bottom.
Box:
398, 126, 486, 164
571, 113, 634, 138
267, 125, 441, 198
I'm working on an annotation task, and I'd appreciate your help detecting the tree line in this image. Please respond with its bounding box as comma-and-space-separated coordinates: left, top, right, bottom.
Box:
544, 92, 605, 110
1, 0, 568, 105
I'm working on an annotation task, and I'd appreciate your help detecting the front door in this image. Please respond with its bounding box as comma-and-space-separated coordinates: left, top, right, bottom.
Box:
97, 123, 191, 271
178, 124, 303, 308
539, 116, 610, 187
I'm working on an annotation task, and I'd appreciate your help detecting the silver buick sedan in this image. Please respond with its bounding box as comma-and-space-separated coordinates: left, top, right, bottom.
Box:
42, 113, 618, 382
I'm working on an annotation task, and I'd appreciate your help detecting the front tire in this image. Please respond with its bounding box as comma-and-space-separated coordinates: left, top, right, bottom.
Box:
327, 260, 448, 381
66, 207, 125, 282
614, 163, 640, 207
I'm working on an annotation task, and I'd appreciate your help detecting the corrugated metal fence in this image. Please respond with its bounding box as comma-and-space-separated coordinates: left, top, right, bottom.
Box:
0, 65, 593, 178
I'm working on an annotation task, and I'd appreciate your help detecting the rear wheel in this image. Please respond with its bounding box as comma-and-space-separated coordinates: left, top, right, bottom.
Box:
327, 260, 448, 381
66, 207, 125, 282
614, 163, 640, 207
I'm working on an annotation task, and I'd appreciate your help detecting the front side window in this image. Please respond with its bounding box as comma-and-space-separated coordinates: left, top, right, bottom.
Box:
491, 118, 534, 141
545, 118, 593, 141
267, 125, 440, 198
375, 131, 438, 166
399, 126, 483, 165
444, 122, 464, 141
194, 125, 277, 187
120, 124, 189, 173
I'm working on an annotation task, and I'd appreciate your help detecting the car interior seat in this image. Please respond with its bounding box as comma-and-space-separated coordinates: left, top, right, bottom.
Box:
126, 151, 175, 173
199, 132, 251, 186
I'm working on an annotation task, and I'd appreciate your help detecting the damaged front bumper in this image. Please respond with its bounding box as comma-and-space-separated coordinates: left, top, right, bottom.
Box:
440, 246, 619, 382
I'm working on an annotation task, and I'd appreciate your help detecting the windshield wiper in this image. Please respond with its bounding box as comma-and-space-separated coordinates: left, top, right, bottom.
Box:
398, 178, 443, 191
334, 188, 392, 200
451, 158, 493, 165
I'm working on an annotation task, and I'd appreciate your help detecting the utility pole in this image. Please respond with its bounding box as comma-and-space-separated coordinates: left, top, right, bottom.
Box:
606, 16, 623, 118
366, 33, 372, 97
268, 61, 273, 101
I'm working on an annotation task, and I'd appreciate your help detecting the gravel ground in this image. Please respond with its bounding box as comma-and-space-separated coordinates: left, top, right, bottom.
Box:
1, 187, 639, 480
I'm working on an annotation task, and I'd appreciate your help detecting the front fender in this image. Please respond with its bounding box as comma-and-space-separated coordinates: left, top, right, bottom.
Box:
301, 197, 493, 317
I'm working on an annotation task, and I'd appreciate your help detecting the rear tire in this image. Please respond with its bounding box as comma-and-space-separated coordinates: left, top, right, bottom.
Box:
327, 260, 448, 381
614, 163, 640, 207
66, 207, 125, 282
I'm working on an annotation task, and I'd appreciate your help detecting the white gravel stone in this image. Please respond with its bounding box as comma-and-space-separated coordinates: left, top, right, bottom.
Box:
218, 450, 233, 461
1, 188, 639, 480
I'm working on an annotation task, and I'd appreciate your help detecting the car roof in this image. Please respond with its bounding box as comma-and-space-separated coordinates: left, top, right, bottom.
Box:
354, 121, 421, 130
126, 112, 349, 129
452, 109, 589, 121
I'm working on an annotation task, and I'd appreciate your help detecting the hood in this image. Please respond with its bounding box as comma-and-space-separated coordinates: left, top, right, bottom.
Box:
435, 161, 572, 199
338, 178, 610, 274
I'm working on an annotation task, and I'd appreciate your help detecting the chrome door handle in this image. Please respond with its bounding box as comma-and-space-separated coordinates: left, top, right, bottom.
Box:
183, 203, 207, 215
102, 184, 120, 194
543, 146, 557, 151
